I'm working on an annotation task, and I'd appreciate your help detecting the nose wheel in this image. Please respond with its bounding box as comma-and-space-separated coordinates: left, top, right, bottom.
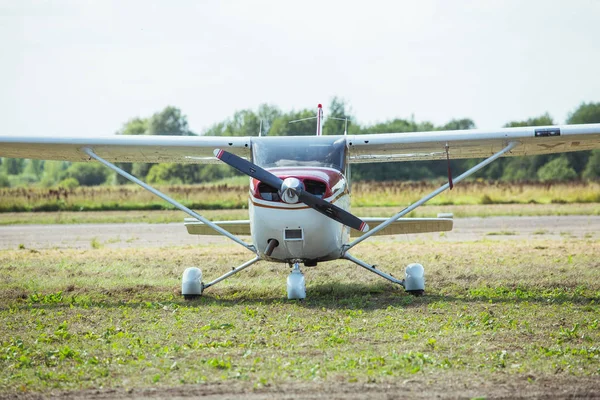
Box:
287, 262, 306, 300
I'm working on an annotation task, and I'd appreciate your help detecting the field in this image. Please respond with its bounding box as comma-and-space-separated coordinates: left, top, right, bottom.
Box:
1, 180, 599, 398
1, 181, 599, 213
1, 228, 599, 398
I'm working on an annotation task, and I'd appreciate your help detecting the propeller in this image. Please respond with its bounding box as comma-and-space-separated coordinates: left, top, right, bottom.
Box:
214, 149, 369, 232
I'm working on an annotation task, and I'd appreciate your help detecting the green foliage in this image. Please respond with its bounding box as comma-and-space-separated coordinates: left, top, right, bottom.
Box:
0, 172, 9, 188
146, 164, 182, 184
582, 150, 600, 180
131, 163, 152, 180
40, 161, 69, 187
117, 117, 148, 135
146, 163, 239, 184
537, 156, 577, 182
567, 102, 600, 124
66, 163, 108, 186
503, 113, 554, 128
113, 163, 133, 185
24, 159, 44, 178
58, 177, 79, 189
2, 158, 25, 175
147, 106, 196, 136
323, 97, 350, 135
2, 101, 600, 186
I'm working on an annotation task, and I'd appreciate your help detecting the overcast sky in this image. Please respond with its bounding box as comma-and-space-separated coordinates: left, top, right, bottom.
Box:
1, 0, 599, 137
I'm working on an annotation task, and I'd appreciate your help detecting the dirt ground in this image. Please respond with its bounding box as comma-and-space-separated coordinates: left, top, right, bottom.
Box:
2, 376, 600, 399
0, 216, 598, 250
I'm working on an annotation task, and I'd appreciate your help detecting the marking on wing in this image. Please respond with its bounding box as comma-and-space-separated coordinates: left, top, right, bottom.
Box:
538, 142, 565, 150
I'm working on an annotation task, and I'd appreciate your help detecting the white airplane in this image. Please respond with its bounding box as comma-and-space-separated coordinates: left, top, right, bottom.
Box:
1, 104, 600, 300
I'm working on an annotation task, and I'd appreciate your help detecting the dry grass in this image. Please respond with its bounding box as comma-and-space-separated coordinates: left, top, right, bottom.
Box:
1, 203, 598, 226
1, 181, 599, 213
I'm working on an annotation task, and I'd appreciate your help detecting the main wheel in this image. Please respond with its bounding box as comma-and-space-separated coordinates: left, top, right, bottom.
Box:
181, 267, 203, 300
404, 263, 425, 296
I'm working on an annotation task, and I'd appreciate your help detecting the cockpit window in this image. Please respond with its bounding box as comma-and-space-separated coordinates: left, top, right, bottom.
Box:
252, 137, 347, 171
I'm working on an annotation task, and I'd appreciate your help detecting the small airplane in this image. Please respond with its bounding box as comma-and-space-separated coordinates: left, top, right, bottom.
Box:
1, 104, 600, 300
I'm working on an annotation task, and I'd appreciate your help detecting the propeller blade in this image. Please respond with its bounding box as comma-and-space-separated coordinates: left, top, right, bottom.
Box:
214, 149, 369, 232
213, 149, 283, 190
297, 191, 369, 232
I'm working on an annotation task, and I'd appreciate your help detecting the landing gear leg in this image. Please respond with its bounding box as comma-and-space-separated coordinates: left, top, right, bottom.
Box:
287, 262, 306, 300
181, 256, 261, 300
343, 253, 426, 296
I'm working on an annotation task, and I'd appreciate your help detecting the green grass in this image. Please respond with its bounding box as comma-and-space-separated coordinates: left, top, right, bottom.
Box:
1, 203, 599, 225
1, 239, 599, 394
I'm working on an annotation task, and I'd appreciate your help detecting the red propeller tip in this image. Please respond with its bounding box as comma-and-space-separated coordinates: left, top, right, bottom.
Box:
360, 222, 369, 232
213, 149, 224, 159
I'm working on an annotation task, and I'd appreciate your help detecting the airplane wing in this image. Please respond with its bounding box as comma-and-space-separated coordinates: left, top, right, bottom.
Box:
0, 135, 252, 163
182, 217, 452, 237
184, 219, 251, 235
1, 123, 599, 164
351, 217, 453, 237
346, 123, 600, 163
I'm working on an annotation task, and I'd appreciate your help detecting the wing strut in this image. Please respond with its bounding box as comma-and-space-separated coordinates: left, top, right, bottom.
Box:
445, 142, 453, 190
343, 141, 518, 252
82, 147, 256, 253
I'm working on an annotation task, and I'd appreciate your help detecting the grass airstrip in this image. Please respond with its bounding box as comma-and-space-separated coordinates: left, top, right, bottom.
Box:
1, 180, 599, 396
1, 236, 599, 395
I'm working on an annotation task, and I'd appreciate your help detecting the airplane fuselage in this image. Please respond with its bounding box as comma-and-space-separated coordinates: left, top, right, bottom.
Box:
249, 167, 351, 264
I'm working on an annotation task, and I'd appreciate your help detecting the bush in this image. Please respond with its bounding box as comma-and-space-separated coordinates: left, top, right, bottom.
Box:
537, 156, 577, 182
66, 163, 108, 186
0, 172, 9, 187
58, 177, 80, 189
582, 150, 600, 180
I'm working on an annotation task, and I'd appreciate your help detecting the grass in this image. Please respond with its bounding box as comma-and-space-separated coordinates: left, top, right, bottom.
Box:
1, 181, 599, 213
1, 203, 599, 225
1, 238, 599, 394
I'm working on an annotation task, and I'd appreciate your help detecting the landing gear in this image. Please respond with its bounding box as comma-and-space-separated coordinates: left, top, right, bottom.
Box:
404, 263, 425, 296
343, 253, 426, 296
181, 256, 261, 300
287, 262, 306, 300
181, 267, 203, 300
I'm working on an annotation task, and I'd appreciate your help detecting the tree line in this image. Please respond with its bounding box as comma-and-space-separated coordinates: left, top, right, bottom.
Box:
1, 100, 599, 188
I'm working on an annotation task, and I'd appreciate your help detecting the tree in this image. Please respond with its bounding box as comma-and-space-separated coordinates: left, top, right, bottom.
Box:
41, 161, 70, 187
0, 172, 9, 187
115, 106, 196, 182
497, 114, 556, 181
565, 102, 600, 174
439, 118, 476, 131
116, 117, 148, 135
582, 150, 600, 180
269, 109, 318, 136
323, 97, 351, 135
66, 163, 109, 186
537, 156, 577, 182
147, 106, 196, 136
146, 163, 182, 184
2, 158, 25, 175
24, 159, 44, 178
567, 102, 600, 125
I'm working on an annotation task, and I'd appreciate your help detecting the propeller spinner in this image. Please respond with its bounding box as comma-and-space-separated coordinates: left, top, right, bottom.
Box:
213, 149, 369, 232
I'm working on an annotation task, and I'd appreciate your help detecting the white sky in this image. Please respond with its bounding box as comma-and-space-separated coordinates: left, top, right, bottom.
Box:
1, 0, 599, 137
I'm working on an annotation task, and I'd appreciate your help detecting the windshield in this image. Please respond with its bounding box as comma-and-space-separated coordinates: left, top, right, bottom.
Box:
252, 137, 347, 171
